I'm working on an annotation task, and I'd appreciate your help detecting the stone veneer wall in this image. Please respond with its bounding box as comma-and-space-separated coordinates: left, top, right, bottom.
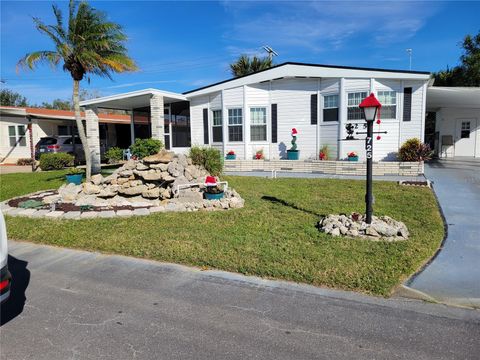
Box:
223, 160, 424, 176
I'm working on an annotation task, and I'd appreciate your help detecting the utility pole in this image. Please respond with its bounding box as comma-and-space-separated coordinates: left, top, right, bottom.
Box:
262, 45, 278, 61
406, 49, 412, 70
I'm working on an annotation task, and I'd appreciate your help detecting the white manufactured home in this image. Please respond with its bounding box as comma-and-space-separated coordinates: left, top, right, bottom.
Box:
78, 62, 433, 170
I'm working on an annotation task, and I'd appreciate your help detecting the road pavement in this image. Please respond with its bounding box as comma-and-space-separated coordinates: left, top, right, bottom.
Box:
1, 241, 479, 360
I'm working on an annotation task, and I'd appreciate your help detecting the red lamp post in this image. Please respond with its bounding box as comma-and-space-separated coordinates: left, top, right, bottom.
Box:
359, 93, 382, 224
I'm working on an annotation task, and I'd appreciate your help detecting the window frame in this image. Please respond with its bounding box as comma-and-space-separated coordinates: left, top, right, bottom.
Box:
211, 109, 223, 143
8, 125, 27, 147
322, 94, 339, 122
227, 107, 243, 142
347, 91, 369, 121
376, 90, 397, 120
249, 106, 268, 142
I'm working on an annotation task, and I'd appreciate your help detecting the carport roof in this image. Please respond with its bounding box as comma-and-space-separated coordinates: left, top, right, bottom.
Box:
79, 88, 187, 110
427, 87, 480, 110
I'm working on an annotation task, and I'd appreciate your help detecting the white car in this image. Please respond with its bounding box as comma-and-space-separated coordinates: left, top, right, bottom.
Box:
0, 212, 11, 304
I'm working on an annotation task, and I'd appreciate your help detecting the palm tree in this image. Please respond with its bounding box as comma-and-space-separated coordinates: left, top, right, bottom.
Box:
17, 0, 137, 179
230, 55, 273, 77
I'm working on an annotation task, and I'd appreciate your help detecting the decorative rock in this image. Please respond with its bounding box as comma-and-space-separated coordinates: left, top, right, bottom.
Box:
167, 161, 183, 177
318, 213, 408, 241
330, 228, 341, 236
143, 150, 174, 164
80, 211, 98, 219
142, 188, 160, 199
18, 208, 38, 216
64, 211, 81, 220
123, 159, 137, 170
82, 183, 101, 195
133, 208, 150, 216
116, 209, 133, 217
45, 211, 64, 219
149, 163, 169, 171
59, 183, 82, 202
150, 206, 165, 213
90, 174, 104, 185
136, 163, 149, 171
140, 172, 162, 181
177, 154, 188, 168
97, 187, 118, 198
118, 185, 148, 196
30, 209, 50, 218
98, 211, 116, 218
43, 194, 61, 204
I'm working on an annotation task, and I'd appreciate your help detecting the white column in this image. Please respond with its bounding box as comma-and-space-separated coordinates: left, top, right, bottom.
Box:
337, 77, 346, 160
85, 108, 101, 174
150, 94, 164, 141
221, 90, 227, 157
243, 85, 249, 160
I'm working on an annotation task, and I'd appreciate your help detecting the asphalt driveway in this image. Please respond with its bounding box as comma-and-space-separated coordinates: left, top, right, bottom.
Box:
408, 158, 480, 308
1, 241, 479, 360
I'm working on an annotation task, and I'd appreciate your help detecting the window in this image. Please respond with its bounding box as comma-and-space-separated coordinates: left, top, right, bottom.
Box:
323, 94, 339, 122
461, 121, 471, 138
347, 92, 368, 120
212, 110, 223, 142
58, 125, 70, 136
250, 107, 267, 141
8, 125, 27, 147
377, 91, 397, 119
403, 87, 412, 122
228, 108, 243, 142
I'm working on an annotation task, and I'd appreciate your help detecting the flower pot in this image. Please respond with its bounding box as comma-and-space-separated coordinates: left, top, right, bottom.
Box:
286, 150, 300, 160
66, 174, 83, 185
204, 191, 224, 200
226, 154, 236, 160
347, 156, 359, 162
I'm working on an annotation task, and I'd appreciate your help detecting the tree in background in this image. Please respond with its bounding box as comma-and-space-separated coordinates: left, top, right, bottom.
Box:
0, 89, 28, 107
433, 31, 480, 86
17, 0, 137, 179
42, 98, 72, 110
230, 55, 273, 78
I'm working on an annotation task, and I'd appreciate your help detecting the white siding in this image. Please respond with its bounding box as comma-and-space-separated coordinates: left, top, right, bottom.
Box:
209, 92, 222, 110
223, 86, 243, 107
189, 95, 209, 146
270, 78, 318, 159
319, 124, 338, 159
399, 81, 425, 144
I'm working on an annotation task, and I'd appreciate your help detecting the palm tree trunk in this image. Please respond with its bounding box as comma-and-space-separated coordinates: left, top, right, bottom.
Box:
73, 79, 92, 180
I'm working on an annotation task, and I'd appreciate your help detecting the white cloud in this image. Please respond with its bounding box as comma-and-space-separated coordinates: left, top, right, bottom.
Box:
222, 1, 440, 51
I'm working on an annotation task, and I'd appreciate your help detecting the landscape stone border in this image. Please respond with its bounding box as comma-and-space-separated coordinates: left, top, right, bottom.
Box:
1, 188, 243, 220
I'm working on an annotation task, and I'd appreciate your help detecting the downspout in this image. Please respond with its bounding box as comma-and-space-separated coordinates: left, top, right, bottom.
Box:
27, 115, 35, 172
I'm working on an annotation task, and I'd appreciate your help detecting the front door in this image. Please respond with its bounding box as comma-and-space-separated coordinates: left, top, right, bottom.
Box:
455, 119, 477, 157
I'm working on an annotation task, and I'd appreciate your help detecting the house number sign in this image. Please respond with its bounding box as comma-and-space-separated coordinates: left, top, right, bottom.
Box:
365, 136, 373, 159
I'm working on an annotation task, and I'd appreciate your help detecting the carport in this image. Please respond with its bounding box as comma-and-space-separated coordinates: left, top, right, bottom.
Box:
80, 89, 189, 173
426, 87, 480, 158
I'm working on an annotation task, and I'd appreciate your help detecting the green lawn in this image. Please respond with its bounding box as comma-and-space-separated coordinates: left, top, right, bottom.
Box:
1, 170, 444, 296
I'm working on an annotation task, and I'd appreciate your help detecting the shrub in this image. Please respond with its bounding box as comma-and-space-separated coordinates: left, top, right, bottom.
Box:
189, 146, 223, 176
39, 153, 74, 170
16, 158, 35, 166
399, 138, 433, 162
129, 138, 163, 159
66, 167, 84, 175
105, 147, 124, 164
319, 145, 329, 160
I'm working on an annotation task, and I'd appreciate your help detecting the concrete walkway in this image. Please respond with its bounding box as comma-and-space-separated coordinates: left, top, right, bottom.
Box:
407, 158, 480, 308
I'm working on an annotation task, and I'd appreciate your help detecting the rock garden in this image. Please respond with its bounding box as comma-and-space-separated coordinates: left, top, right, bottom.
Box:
2, 150, 244, 219
318, 212, 409, 241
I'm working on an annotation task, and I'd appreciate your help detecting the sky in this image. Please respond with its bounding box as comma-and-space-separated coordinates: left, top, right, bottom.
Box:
1, 0, 479, 104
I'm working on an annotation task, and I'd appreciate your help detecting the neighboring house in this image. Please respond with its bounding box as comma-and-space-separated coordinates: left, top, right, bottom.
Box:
80, 62, 432, 169
0, 106, 132, 163
426, 87, 480, 158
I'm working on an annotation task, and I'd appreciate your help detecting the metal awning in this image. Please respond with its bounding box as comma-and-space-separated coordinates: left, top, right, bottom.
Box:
79, 88, 187, 110
427, 87, 480, 110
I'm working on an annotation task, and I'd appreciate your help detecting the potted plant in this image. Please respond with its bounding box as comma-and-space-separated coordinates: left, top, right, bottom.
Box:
255, 149, 264, 160
319, 145, 329, 160
66, 167, 84, 185
347, 151, 359, 162
204, 176, 224, 200
286, 128, 300, 160
226, 150, 236, 160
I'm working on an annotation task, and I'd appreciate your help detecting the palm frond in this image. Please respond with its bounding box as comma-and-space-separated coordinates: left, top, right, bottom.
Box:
17, 51, 61, 71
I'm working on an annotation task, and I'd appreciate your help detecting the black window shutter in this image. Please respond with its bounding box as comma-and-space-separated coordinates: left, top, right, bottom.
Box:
311, 94, 318, 125
403, 87, 412, 122
271, 104, 277, 143
203, 108, 209, 144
